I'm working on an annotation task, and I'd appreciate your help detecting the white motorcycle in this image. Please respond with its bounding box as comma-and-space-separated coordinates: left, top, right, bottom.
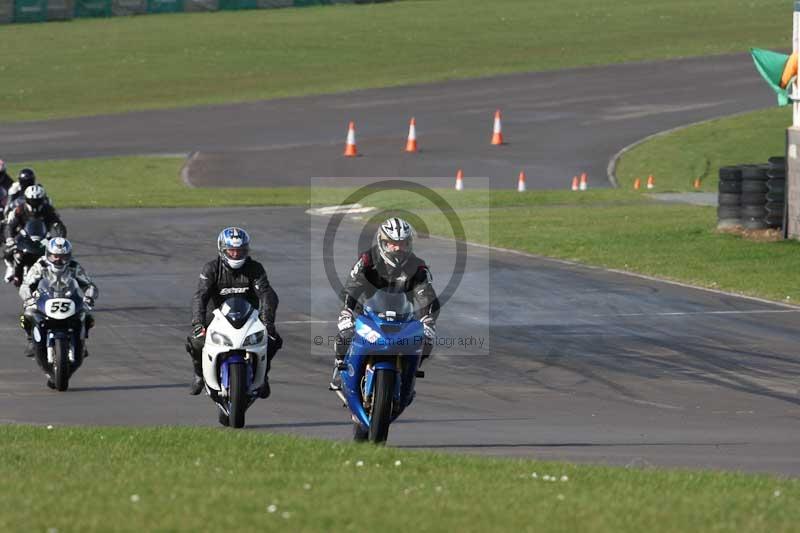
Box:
202, 296, 269, 428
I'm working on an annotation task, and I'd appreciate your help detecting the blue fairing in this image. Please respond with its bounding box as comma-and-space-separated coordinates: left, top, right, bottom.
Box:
341, 299, 425, 430
220, 353, 252, 390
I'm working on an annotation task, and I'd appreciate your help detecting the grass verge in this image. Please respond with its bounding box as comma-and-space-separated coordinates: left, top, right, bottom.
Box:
0, 0, 791, 121
23, 155, 800, 303
615, 107, 791, 192
1, 426, 798, 532
358, 193, 800, 303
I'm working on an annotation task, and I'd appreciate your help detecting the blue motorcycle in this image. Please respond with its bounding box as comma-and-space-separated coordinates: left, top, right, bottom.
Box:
331, 290, 425, 444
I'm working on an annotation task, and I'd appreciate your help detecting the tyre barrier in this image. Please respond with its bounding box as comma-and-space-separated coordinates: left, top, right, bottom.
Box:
716, 166, 742, 229
717, 159, 785, 230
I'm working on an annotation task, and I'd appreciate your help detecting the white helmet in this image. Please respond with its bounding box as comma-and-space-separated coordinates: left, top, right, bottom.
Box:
24, 184, 46, 214
376, 217, 414, 267
46, 237, 72, 272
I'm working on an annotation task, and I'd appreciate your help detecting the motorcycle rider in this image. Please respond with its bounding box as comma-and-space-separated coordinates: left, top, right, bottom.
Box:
0, 162, 14, 258
333, 217, 439, 375
9, 219, 48, 287
0, 160, 13, 195
4, 185, 66, 283
187, 227, 282, 398
19, 238, 98, 365
4, 168, 37, 217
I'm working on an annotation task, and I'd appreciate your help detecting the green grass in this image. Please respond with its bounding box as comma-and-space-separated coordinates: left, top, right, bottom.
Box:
615, 107, 791, 192
0, 0, 791, 121
19, 156, 314, 207
23, 155, 800, 303
361, 196, 800, 303
1, 426, 798, 532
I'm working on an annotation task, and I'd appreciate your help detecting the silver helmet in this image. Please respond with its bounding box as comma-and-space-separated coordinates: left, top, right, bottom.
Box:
46, 237, 72, 273
376, 217, 414, 268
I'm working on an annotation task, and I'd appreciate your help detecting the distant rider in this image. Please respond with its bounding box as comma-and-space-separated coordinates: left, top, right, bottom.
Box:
0, 160, 13, 195
0, 161, 14, 258
19, 238, 98, 363
187, 227, 282, 398
333, 217, 439, 373
4, 168, 37, 217
4, 185, 66, 283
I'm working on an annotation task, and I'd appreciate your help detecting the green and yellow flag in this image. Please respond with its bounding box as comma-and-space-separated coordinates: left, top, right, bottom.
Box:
751, 48, 797, 106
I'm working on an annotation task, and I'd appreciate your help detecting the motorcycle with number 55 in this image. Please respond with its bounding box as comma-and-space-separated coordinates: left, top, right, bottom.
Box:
30, 270, 90, 391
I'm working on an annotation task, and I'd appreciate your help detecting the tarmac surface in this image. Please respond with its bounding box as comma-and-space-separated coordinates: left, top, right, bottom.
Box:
0, 53, 775, 189
2, 54, 799, 475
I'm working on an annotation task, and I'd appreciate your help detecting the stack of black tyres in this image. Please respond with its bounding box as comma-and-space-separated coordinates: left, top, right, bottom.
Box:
717, 166, 742, 229
765, 156, 786, 229
739, 164, 770, 230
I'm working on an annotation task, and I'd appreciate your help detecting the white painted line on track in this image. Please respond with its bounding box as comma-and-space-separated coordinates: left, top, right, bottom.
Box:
596, 309, 800, 318
307, 204, 376, 216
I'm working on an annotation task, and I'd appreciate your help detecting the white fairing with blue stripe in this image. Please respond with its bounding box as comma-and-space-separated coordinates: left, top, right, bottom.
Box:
201, 297, 268, 394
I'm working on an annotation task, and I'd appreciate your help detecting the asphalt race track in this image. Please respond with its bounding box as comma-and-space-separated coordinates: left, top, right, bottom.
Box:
0, 54, 775, 189
2, 54, 800, 476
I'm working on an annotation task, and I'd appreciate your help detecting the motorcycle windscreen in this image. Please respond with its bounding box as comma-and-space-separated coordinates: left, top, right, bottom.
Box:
38, 270, 81, 299
22, 218, 48, 241
220, 297, 254, 329
362, 290, 415, 323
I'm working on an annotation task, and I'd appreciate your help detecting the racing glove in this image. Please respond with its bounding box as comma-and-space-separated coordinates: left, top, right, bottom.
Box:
83, 296, 95, 309
191, 323, 206, 338
337, 308, 355, 332
421, 315, 436, 341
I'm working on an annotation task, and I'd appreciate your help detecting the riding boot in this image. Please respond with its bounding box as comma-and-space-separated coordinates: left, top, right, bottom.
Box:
189, 361, 204, 396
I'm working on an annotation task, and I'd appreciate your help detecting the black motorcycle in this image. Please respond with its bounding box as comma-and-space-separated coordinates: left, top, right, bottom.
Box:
30, 270, 89, 391
11, 219, 48, 287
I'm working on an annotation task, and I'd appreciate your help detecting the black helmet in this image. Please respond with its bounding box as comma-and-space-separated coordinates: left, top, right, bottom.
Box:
18, 168, 36, 190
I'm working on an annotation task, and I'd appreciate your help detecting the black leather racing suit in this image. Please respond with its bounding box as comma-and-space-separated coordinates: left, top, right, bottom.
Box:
4, 203, 66, 243
0, 171, 12, 196
0, 172, 14, 255
336, 245, 440, 359
187, 257, 281, 378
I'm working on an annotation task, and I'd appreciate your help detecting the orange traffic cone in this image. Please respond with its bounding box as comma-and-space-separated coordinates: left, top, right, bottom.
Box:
491, 110, 504, 145
344, 121, 358, 157
517, 171, 526, 192
693, 177, 701, 190
455, 169, 464, 191
571, 176, 579, 191
405, 117, 418, 153
633, 178, 641, 190
646, 175, 655, 189
579, 172, 587, 191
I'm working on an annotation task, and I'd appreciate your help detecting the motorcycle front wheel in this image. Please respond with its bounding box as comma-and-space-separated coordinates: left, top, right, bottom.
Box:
228, 363, 248, 429
52, 337, 70, 392
368, 369, 394, 444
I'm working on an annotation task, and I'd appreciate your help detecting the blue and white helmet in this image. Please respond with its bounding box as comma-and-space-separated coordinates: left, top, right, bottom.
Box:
376, 217, 414, 267
46, 237, 72, 272
217, 227, 250, 269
